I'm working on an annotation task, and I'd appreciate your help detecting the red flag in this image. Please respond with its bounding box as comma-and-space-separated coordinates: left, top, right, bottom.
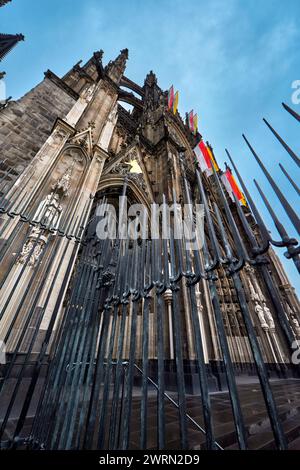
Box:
188, 110, 194, 132
168, 85, 174, 110
194, 140, 213, 175
193, 114, 198, 135
221, 168, 246, 205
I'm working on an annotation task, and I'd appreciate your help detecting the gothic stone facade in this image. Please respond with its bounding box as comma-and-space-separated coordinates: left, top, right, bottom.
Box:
0, 49, 299, 384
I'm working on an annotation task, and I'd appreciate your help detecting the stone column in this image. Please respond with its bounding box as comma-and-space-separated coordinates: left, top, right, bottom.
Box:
98, 104, 118, 151
38, 149, 107, 335
77, 80, 118, 144
200, 268, 221, 361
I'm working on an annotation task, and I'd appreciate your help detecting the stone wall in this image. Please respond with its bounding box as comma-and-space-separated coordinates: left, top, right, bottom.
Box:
0, 76, 75, 189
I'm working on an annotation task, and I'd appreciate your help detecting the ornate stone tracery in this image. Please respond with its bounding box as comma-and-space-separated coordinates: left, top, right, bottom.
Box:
18, 163, 76, 267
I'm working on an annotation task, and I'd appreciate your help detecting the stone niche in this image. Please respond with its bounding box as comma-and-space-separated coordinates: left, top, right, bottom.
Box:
27, 144, 89, 229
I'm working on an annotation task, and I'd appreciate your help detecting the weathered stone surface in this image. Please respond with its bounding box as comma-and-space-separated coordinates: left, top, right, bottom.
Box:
0, 77, 75, 183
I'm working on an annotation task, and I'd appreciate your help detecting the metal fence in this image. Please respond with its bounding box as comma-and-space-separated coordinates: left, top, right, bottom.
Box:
0, 103, 299, 450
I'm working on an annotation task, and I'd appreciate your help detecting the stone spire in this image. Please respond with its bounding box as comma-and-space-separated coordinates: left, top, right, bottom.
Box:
0, 33, 24, 61
93, 49, 104, 62
0, 1, 24, 66
143, 70, 161, 111
0, 1, 12, 7
105, 48, 129, 84
144, 70, 157, 87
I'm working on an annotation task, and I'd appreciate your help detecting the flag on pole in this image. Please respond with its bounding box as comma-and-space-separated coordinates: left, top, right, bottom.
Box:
188, 110, 194, 132
206, 143, 219, 172
168, 85, 174, 110
173, 91, 179, 114
194, 140, 214, 175
193, 114, 198, 134
221, 167, 247, 205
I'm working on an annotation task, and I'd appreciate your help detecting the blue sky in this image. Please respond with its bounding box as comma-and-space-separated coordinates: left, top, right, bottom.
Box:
2, 0, 300, 294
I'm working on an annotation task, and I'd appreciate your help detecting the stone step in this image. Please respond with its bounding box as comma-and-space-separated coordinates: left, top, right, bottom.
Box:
288, 435, 300, 450
1, 379, 300, 449
226, 415, 300, 450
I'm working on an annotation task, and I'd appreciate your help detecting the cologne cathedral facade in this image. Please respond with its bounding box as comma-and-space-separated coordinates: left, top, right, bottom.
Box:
0, 48, 299, 450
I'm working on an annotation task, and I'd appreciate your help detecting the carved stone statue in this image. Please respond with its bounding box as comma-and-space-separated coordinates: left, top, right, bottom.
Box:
18, 238, 46, 267
108, 105, 118, 124
263, 303, 275, 331
33, 192, 62, 230
81, 83, 96, 101
248, 278, 261, 302
245, 263, 266, 303
52, 165, 74, 198
255, 302, 269, 331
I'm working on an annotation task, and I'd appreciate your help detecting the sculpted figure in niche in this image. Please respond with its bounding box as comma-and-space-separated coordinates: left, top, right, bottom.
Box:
255, 302, 269, 331
18, 239, 45, 267
263, 303, 275, 331
286, 304, 300, 336
32, 192, 62, 230
248, 278, 260, 302
81, 83, 96, 102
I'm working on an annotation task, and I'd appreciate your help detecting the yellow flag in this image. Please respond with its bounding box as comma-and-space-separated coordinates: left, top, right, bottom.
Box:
173, 91, 179, 114
207, 145, 219, 172
193, 114, 198, 134
241, 194, 247, 206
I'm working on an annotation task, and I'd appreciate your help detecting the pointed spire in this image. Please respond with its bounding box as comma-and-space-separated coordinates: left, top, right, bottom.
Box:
143, 70, 161, 111
92, 50, 104, 79
120, 48, 129, 60
144, 70, 157, 87
105, 48, 129, 83
0, 33, 24, 61
93, 49, 104, 62
0, 1, 12, 7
